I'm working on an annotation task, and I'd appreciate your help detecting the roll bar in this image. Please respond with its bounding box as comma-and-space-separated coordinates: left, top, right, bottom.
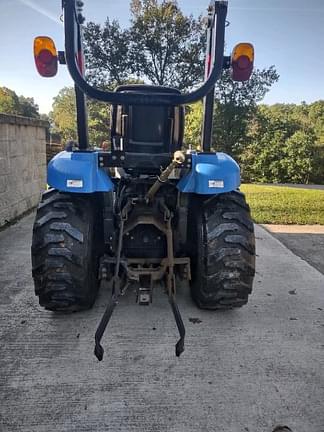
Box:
63, 0, 228, 106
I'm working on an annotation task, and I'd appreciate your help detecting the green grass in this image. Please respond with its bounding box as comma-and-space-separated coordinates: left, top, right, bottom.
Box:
240, 184, 324, 225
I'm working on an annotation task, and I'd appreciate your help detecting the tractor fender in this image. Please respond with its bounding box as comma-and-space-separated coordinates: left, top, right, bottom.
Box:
177, 152, 240, 194
47, 151, 114, 193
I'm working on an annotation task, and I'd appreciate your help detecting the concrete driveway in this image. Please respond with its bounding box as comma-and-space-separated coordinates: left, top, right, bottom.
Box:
0, 214, 323, 432
263, 225, 324, 275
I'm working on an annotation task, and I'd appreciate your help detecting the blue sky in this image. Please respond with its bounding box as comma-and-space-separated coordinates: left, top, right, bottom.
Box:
0, 0, 323, 113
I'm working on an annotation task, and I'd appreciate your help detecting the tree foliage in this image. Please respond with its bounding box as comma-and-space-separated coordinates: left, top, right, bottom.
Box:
308, 101, 324, 143
184, 86, 323, 184
0, 87, 20, 114
184, 67, 280, 154
17, 95, 39, 118
184, 102, 203, 149
51, 87, 78, 142
83, 0, 205, 90
241, 106, 318, 184
0, 87, 39, 118
212, 67, 279, 155
129, 0, 205, 90
50, 87, 110, 146
87, 101, 111, 145
83, 20, 132, 88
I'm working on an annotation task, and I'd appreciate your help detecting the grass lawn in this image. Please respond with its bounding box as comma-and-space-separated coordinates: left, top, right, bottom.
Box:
240, 184, 324, 225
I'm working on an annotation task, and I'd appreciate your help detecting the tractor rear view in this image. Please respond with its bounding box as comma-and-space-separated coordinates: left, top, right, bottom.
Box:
31, 0, 255, 360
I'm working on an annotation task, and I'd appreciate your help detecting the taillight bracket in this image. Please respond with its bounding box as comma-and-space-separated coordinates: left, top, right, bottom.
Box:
222, 56, 231, 69
58, 51, 66, 65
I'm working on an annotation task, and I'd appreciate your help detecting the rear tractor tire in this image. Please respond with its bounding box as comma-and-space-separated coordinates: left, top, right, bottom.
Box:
189, 191, 255, 310
31, 189, 102, 312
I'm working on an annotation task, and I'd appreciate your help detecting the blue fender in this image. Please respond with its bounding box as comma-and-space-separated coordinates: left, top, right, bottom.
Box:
177, 152, 240, 194
47, 151, 114, 193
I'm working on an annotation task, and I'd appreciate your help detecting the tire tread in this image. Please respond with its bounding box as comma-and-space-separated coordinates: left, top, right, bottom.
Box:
190, 191, 256, 310
31, 191, 100, 312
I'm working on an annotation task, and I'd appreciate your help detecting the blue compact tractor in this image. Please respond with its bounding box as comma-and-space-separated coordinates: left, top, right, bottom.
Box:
31, 0, 256, 360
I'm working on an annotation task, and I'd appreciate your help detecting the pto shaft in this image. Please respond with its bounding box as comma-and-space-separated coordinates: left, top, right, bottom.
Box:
145, 151, 185, 202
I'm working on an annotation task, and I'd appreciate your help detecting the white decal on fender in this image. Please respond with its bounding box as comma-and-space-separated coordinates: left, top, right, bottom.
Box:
208, 180, 224, 188
67, 179, 83, 188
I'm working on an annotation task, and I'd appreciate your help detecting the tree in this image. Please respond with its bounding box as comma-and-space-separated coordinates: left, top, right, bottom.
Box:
51, 87, 78, 143
87, 101, 111, 145
129, 0, 205, 90
83, 20, 133, 88
83, 0, 206, 91
283, 131, 314, 183
212, 66, 279, 156
50, 87, 111, 146
247, 102, 324, 184
184, 102, 203, 149
17, 95, 39, 118
0, 87, 20, 115
306, 101, 324, 183
183, 67, 279, 152
241, 107, 316, 183
308, 100, 324, 144
0, 86, 40, 118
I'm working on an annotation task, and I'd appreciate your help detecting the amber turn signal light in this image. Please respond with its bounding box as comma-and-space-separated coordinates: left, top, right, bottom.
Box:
231, 43, 254, 82
34, 36, 58, 77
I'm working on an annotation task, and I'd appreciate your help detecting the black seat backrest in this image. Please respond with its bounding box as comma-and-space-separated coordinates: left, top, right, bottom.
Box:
110, 85, 184, 155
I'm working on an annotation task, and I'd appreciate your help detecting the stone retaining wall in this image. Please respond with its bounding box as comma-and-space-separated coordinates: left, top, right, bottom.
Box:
0, 113, 48, 227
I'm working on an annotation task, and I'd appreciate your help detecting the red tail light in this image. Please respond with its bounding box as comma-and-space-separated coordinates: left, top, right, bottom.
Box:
34, 36, 58, 77
231, 43, 254, 82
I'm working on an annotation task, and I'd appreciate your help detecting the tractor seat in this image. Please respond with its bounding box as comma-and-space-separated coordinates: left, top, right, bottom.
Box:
110, 85, 184, 156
